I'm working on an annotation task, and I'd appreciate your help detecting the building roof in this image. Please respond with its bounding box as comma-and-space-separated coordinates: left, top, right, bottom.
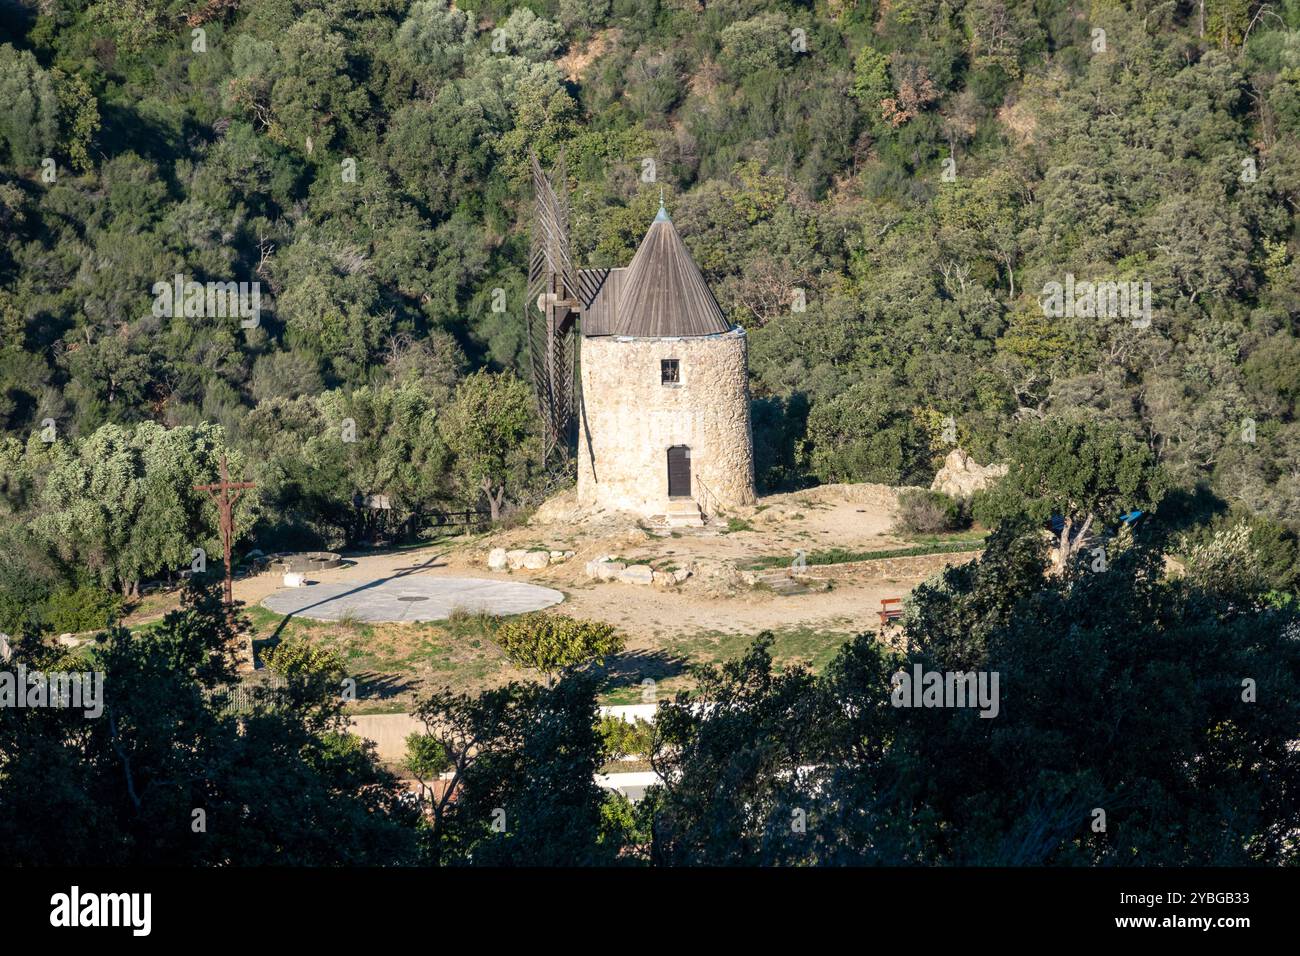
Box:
583, 204, 730, 338
577, 267, 624, 337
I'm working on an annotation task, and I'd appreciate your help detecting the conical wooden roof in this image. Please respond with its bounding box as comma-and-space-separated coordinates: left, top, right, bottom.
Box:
609, 205, 730, 337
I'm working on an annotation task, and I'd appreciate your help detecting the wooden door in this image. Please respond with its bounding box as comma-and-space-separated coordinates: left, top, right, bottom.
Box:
667, 446, 691, 498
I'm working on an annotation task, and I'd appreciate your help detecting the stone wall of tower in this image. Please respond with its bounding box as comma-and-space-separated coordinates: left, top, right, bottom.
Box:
577, 328, 756, 516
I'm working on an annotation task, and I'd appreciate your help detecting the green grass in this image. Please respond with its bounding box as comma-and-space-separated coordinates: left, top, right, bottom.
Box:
162, 596, 876, 712
130, 528, 980, 713
903, 531, 989, 548
739, 536, 987, 571
723, 517, 755, 533
240, 603, 511, 713
597, 623, 858, 704
671, 624, 853, 670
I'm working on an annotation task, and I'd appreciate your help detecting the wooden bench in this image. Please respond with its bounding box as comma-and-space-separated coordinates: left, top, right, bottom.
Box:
878, 598, 903, 626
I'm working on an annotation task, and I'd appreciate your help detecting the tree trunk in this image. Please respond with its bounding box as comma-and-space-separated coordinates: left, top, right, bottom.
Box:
1055, 514, 1098, 572
1056, 516, 1074, 573
481, 477, 505, 523
108, 713, 143, 814
1076, 514, 1095, 555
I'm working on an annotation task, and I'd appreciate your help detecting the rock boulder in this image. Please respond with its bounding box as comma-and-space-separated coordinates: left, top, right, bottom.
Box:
585, 557, 626, 581
521, 551, 550, 570
618, 564, 655, 586
930, 448, 1008, 499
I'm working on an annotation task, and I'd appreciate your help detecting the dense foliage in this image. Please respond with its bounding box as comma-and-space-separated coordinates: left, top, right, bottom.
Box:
4, 520, 1295, 866
1, 0, 1298, 867
0, 583, 417, 864
0, 0, 1297, 541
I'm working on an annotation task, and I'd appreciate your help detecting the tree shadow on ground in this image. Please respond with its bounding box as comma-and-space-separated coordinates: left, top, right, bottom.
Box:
256, 552, 450, 652
355, 671, 418, 702
596, 648, 691, 695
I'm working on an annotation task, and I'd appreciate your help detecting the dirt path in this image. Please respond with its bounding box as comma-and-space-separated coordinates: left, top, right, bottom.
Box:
551, 557, 962, 649
227, 482, 978, 652
157, 483, 984, 709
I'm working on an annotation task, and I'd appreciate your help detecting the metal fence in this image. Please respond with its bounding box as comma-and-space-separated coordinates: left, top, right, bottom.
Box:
210, 674, 287, 716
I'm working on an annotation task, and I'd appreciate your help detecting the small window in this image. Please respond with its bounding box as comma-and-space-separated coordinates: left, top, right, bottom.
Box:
661, 359, 680, 385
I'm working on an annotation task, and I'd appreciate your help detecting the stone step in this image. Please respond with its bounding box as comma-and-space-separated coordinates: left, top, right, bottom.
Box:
753, 570, 810, 596
665, 499, 704, 527
666, 512, 704, 524
666, 516, 705, 528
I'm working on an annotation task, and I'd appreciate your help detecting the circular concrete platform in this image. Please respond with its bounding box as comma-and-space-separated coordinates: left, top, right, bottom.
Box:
261, 575, 564, 623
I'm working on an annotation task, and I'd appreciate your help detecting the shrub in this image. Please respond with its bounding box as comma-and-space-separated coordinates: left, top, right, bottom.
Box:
264, 637, 348, 704
41, 584, 123, 634
598, 715, 655, 761
970, 484, 1011, 529
895, 489, 961, 535
1176, 508, 1297, 596
405, 732, 452, 779
496, 613, 624, 685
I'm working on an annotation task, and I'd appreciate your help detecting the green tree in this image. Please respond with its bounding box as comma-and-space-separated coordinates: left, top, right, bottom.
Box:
52, 69, 100, 173
455, 670, 614, 866
496, 613, 624, 686
267, 12, 368, 156
719, 12, 793, 80
850, 46, 892, 119
408, 682, 530, 865
648, 636, 828, 865
559, 0, 611, 32
438, 370, 540, 521
393, 0, 475, 83
650, 520, 1300, 865
295, 383, 453, 545
34, 422, 257, 597
498, 9, 562, 62
0, 582, 417, 865
994, 418, 1166, 570
803, 379, 929, 484
0, 44, 58, 169
408, 671, 615, 866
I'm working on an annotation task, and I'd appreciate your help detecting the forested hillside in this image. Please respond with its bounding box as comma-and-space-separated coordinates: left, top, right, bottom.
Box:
1, 0, 1298, 577
2, 0, 1300, 878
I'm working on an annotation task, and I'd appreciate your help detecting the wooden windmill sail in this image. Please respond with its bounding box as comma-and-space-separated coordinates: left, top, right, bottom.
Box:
524, 152, 583, 463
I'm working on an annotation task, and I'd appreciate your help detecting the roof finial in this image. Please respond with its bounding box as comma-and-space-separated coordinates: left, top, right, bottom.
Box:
655, 188, 669, 223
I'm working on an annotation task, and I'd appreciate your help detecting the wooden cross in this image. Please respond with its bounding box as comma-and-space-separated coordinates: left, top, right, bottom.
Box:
193, 454, 256, 609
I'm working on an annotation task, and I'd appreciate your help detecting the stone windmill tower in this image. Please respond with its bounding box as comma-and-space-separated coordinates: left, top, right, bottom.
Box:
525, 159, 756, 526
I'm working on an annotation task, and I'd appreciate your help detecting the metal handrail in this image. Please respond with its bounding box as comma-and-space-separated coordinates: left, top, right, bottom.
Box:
694, 477, 720, 520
